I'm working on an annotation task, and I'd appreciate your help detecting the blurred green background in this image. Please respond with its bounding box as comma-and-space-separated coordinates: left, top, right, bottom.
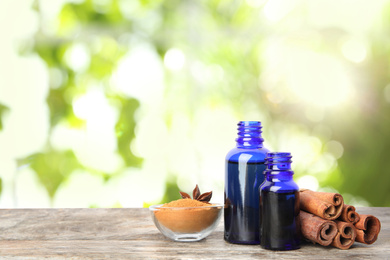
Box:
0, 0, 389, 208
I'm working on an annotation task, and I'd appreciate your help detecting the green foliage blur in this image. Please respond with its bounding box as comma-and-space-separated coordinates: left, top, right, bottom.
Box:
0, 104, 9, 131
12, 0, 143, 205
1, 0, 390, 207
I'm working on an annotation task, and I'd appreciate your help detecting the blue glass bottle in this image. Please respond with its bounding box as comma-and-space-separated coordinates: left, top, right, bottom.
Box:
224, 121, 270, 244
260, 152, 300, 250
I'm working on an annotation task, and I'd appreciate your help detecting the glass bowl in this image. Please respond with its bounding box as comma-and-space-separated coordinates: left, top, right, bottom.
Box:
149, 203, 223, 242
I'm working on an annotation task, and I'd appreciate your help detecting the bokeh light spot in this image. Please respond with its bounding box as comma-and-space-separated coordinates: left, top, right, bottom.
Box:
246, 0, 266, 8
341, 38, 367, 63
287, 51, 352, 107
164, 48, 185, 71
64, 43, 90, 72
297, 175, 319, 191
324, 140, 344, 159
264, 0, 296, 22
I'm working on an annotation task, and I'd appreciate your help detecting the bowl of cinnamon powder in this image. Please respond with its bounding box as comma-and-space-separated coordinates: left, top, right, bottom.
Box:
149, 185, 223, 242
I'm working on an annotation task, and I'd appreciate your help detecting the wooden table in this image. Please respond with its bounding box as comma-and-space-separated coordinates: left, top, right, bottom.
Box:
0, 207, 388, 259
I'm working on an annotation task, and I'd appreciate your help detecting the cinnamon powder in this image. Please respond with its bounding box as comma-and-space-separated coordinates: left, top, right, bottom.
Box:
162, 199, 210, 207
154, 199, 220, 233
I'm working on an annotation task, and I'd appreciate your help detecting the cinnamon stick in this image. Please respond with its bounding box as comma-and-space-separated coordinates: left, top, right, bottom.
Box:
299, 189, 343, 220
299, 211, 338, 246
338, 204, 360, 224
331, 220, 356, 250
354, 214, 381, 244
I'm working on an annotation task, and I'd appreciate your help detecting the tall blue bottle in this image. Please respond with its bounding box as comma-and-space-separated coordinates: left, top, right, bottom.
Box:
224, 121, 270, 244
260, 152, 300, 250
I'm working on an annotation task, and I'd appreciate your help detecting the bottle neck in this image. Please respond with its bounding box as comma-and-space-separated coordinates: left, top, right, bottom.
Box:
264, 152, 294, 181
235, 121, 264, 148
266, 171, 294, 182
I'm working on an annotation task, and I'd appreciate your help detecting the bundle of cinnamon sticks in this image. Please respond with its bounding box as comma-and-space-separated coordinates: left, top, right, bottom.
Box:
299, 189, 381, 250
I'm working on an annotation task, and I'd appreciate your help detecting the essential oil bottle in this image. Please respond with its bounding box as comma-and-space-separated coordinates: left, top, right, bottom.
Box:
259, 152, 300, 250
224, 121, 270, 244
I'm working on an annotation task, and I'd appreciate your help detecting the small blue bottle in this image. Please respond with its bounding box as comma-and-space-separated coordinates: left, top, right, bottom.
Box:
224, 121, 270, 244
260, 152, 300, 250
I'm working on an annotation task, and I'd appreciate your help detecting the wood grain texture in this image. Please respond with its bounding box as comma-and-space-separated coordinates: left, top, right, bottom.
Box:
0, 207, 388, 259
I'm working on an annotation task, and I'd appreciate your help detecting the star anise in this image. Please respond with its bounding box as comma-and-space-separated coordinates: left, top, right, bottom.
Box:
179, 184, 212, 203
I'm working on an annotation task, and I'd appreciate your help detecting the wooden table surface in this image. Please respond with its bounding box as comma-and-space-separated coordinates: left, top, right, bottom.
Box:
0, 207, 388, 259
